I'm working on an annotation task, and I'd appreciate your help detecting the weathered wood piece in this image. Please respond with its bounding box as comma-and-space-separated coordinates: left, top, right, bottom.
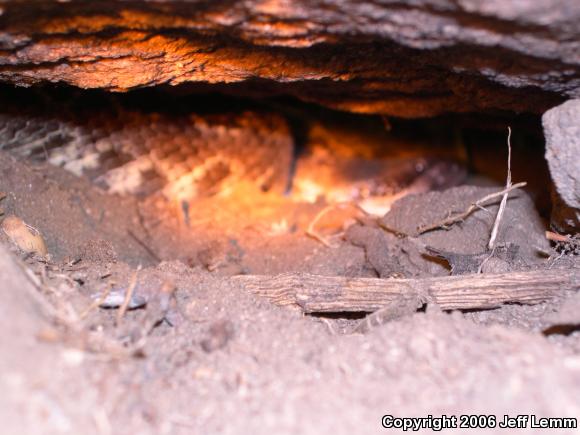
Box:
233, 269, 579, 313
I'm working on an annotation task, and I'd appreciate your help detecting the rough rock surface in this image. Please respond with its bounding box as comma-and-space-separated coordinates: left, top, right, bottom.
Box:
542, 99, 580, 232
0, 0, 578, 117
381, 185, 551, 269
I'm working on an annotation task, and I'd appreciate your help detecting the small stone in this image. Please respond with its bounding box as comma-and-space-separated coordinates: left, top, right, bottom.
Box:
93, 289, 147, 310
1, 215, 48, 257
542, 99, 580, 232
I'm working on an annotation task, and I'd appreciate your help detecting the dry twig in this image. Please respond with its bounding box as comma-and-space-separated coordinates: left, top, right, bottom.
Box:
488, 127, 513, 250
16, 259, 77, 325
306, 202, 368, 247
116, 266, 141, 325
127, 229, 161, 262
417, 182, 527, 234
79, 285, 112, 320
126, 280, 177, 351
10, 252, 138, 358
546, 231, 576, 244
546, 230, 580, 258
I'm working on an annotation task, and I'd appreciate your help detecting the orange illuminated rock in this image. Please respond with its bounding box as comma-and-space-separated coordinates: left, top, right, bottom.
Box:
0, 0, 576, 117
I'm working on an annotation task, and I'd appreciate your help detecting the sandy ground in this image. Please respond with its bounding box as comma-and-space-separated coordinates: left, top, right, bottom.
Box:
1, 151, 580, 435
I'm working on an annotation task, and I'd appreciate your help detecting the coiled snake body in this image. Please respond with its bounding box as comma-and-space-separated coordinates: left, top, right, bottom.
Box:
0, 91, 465, 206
0, 96, 293, 202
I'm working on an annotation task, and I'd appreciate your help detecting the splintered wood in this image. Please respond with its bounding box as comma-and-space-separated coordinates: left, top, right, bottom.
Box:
233, 269, 579, 313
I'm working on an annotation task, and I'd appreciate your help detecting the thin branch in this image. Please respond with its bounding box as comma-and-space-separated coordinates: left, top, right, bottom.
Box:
488, 127, 513, 250
79, 285, 112, 320
116, 266, 141, 325
306, 204, 337, 247
127, 229, 161, 262
546, 231, 578, 245
306, 202, 368, 248
417, 182, 527, 234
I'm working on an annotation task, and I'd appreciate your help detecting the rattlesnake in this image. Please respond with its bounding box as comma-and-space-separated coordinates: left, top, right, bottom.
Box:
0, 89, 464, 206
0, 92, 292, 202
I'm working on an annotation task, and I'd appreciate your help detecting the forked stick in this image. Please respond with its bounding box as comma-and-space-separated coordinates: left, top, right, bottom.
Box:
417, 182, 526, 234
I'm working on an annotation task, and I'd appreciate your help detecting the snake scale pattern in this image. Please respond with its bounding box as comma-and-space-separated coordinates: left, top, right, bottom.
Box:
0, 90, 464, 205
0, 92, 293, 202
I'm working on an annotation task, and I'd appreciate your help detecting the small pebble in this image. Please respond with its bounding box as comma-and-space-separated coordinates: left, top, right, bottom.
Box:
92, 290, 147, 310
1, 215, 48, 256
